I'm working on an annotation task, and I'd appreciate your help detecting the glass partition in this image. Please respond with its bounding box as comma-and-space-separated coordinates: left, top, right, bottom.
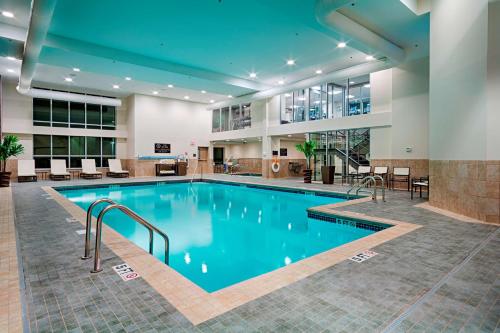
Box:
212, 109, 221, 132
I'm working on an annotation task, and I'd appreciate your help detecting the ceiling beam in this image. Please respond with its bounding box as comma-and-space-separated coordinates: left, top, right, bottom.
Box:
44, 34, 271, 92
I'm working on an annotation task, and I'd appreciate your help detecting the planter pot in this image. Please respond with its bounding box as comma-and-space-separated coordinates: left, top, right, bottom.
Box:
0, 172, 12, 187
303, 169, 312, 183
321, 166, 335, 184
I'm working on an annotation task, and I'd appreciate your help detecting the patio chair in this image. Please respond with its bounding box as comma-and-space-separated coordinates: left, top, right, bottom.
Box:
17, 160, 37, 182
411, 176, 429, 199
349, 165, 372, 184
49, 160, 71, 180
107, 159, 130, 178
373, 166, 388, 187
389, 167, 410, 191
157, 159, 176, 176
80, 159, 102, 179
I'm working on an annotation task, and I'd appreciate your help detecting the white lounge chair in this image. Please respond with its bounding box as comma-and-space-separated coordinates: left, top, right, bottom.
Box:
50, 160, 71, 180
80, 159, 102, 179
17, 160, 37, 182
107, 159, 129, 178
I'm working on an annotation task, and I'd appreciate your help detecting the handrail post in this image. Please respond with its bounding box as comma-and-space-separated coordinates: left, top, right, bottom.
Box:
82, 198, 115, 260
88, 203, 170, 273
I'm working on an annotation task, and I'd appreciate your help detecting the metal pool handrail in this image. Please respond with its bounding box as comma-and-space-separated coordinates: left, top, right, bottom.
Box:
83, 199, 170, 273
82, 198, 116, 260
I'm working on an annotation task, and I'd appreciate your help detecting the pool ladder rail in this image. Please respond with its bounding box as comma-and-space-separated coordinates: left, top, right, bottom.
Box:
82, 198, 170, 273
346, 175, 386, 202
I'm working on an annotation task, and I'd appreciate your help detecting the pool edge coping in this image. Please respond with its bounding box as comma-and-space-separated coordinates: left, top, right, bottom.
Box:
42, 180, 421, 326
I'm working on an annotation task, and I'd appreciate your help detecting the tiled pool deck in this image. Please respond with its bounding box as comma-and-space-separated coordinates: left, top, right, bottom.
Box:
3, 174, 499, 332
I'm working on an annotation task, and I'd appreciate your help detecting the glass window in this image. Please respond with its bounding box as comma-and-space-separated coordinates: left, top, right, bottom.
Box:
212, 109, 221, 132
86, 104, 101, 128
102, 105, 116, 128
70, 102, 85, 127
86, 137, 101, 156
293, 89, 306, 122
70, 136, 85, 156
52, 100, 69, 125
281, 93, 293, 124
34, 157, 50, 169
231, 105, 240, 130
221, 107, 229, 132
240, 103, 251, 129
70, 157, 83, 168
327, 84, 344, 119
102, 137, 115, 156
33, 135, 51, 155
33, 98, 51, 124
52, 136, 69, 156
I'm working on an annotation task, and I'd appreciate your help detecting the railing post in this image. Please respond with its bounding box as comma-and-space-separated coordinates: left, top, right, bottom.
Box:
91, 205, 112, 273
82, 198, 114, 260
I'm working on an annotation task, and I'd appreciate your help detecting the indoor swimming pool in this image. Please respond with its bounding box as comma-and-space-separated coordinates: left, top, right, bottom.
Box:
59, 181, 379, 292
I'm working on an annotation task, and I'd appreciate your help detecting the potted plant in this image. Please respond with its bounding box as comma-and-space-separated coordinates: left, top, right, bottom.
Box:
295, 140, 316, 183
0, 135, 25, 187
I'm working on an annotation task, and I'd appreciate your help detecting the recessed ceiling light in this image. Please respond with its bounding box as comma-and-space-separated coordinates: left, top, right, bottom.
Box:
348, 94, 354, 98
286, 59, 295, 66
201, 90, 206, 94
1, 11, 14, 18
184, 95, 190, 100
64, 77, 73, 82
350, 81, 355, 84
6, 56, 16, 61
249, 72, 257, 78
366, 55, 375, 61
227, 95, 233, 98
112, 84, 120, 89
125, 77, 132, 81
364, 84, 371, 88
72, 67, 80, 72
337, 42, 347, 48
210, 99, 215, 103
225, 139, 230, 142
167, 84, 173, 88
315, 69, 323, 74
153, 91, 159, 95
278, 80, 284, 85
284, 93, 291, 97
287, 134, 292, 137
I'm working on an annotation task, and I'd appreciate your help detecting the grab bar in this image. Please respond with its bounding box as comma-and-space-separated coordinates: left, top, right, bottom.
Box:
82, 199, 170, 273
82, 198, 116, 260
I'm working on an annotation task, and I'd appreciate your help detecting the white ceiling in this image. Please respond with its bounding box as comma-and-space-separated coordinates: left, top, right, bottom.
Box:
0, 0, 429, 103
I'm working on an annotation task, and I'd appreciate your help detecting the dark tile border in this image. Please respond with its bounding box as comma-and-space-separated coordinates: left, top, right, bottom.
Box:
307, 211, 392, 232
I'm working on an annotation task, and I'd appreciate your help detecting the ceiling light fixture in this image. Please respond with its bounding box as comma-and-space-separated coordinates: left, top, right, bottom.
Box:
6, 56, 16, 61
249, 72, 257, 78
72, 67, 80, 72
337, 42, 347, 48
364, 84, 371, 88
125, 77, 132, 81
348, 94, 354, 98
278, 80, 284, 85
286, 59, 295, 66
366, 55, 375, 61
201, 90, 206, 94
209, 99, 215, 103
284, 93, 291, 97
64, 77, 73, 82
167, 84, 173, 88
227, 95, 233, 98
7, 69, 15, 73
315, 69, 323, 74
112, 84, 120, 89
153, 91, 159, 95
184, 95, 190, 100
1, 11, 14, 18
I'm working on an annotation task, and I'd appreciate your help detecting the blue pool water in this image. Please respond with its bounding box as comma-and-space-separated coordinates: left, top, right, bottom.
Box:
60, 181, 376, 292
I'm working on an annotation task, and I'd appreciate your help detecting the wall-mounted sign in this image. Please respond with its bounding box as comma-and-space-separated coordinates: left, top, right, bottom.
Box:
155, 143, 171, 153
280, 148, 288, 157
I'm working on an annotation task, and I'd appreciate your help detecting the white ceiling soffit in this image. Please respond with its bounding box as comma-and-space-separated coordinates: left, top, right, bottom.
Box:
44, 35, 271, 92
315, 0, 406, 64
210, 59, 392, 109
399, 0, 431, 15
